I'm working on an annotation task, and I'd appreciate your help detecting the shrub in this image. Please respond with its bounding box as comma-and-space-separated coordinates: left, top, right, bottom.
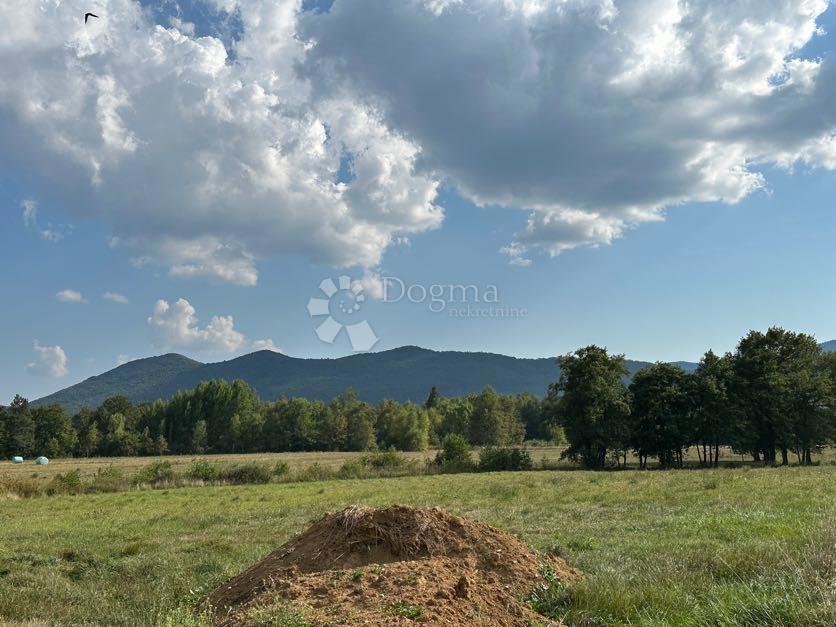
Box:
186, 459, 221, 482
478, 447, 533, 472
88, 466, 127, 493
134, 460, 176, 485
434, 434, 475, 473
0, 477, 42, 498
220, 462, 272, 484
46, 470, 83, 495
273, 461, 290, 477
294, 462, 336, 483
361, 449, 408, 470
337, 459, 367, 479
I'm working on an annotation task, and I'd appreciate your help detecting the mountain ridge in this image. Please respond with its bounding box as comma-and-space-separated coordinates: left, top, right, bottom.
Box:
32, 346, 681, 412
34, 341, 836, 413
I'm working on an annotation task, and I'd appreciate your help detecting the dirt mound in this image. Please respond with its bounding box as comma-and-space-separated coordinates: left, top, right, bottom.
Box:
201, 505, 578, 626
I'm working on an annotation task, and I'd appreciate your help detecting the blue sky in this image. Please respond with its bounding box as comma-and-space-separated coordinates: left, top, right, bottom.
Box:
2, 0, 836, 403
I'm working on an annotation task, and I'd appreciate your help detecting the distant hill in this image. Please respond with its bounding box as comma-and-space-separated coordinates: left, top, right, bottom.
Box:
34, 346, 671, 413
34, 353, 203, 412
821, 340, 836, 353
33, 342, 832, 413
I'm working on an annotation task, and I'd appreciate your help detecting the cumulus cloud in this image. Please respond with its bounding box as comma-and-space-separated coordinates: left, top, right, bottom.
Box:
103, 291, 129, 304
26, 341, 68, 378
56, 289, 87, 303
148, 298, 245, 353
252, 338, 282, 352
0, 0, 443, 284
116, 354, 132, 366
3, 0, 836, 272
301, 0, 836, 260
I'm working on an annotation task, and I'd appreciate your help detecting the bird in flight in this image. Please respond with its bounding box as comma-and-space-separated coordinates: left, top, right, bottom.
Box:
84, 12, 98, 24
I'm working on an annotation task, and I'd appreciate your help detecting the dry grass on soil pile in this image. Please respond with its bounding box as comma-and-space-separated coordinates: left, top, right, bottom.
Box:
201, 504, 579, 626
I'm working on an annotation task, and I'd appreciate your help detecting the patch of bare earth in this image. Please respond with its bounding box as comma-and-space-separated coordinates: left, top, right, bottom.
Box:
201, 505, 579, 626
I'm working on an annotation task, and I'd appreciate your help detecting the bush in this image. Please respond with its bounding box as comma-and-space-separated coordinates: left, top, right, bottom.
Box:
0, 477, 42, 498
46, 470, 83, 495
366, 449, 408, 468
134, 461, 176, 485
478, 447, 533, 472
220, 462, 272, 484
294, 462, 336, 483
273, 461, 290, 477
186, 459, 221, 482
337, 459, 367, 479
88, 466, 127, 493
434, 434, 475, 473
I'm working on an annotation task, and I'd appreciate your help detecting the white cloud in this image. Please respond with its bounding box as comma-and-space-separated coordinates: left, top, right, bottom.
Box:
21, 199, 68, 242
301, 0, 836, 259
148, 298, 245, 353
354, 269, 385, 300
22, 199, 37, 230
103, 291, 129, 304
56, 289, 87, 304
116, 354, 132, 366
3, 0, 836, 271
0, 1, 442, 284
251, 338, 282, 352
26, 341, 68, 378
499, 244, 532, 267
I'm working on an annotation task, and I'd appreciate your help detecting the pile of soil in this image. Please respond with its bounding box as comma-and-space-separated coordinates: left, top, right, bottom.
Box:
201, 505, 579, 626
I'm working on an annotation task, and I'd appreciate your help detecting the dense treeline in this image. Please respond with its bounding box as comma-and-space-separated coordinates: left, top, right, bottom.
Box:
551, 328, 836, 468
2, 327, 834, 468
0, 383, 542, 459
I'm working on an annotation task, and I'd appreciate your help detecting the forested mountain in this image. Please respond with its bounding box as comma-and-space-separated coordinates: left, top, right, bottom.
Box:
34, 346, 677, 413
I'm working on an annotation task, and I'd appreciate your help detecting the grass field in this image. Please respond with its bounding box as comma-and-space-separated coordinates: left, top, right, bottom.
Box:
0, 449, 443, 480
1, 463, 834, 626
5, 444, 821, 482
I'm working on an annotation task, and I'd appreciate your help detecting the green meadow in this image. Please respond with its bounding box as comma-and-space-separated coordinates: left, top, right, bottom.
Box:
1, 463, 834, 626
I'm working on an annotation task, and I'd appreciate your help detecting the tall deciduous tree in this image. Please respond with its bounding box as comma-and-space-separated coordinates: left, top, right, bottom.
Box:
731, 328, 826, 465
629, 363, 690, 469
6, 395, 35, 457
548, 346, 631, 469
32, 404, 76, 458
468, 386, 524, 446
191, 420, 208, 453
690, 351, 734, 467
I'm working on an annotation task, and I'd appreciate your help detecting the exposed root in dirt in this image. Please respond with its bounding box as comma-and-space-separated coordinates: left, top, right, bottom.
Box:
201, 505, 579, 626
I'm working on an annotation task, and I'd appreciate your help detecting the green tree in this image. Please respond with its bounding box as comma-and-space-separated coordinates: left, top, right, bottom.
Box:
32, 404, 77, 458
434, 433, 475, 472
435, 396, 472, 439
547, 346, 631, 469
153, 434, 169, 456
191, 420, 209, 453
468, 386, 524, 446
629, 363, 690, 469
346, 402, 377, 451
103, 412, 138, 456
227, 413, 243, 453
731, 328, 826, 465
6, 395, 35, 457
73, 408, 101, 457
690, 351, 734, 467
516, 393, 550, 441
425, 386, 441, 409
